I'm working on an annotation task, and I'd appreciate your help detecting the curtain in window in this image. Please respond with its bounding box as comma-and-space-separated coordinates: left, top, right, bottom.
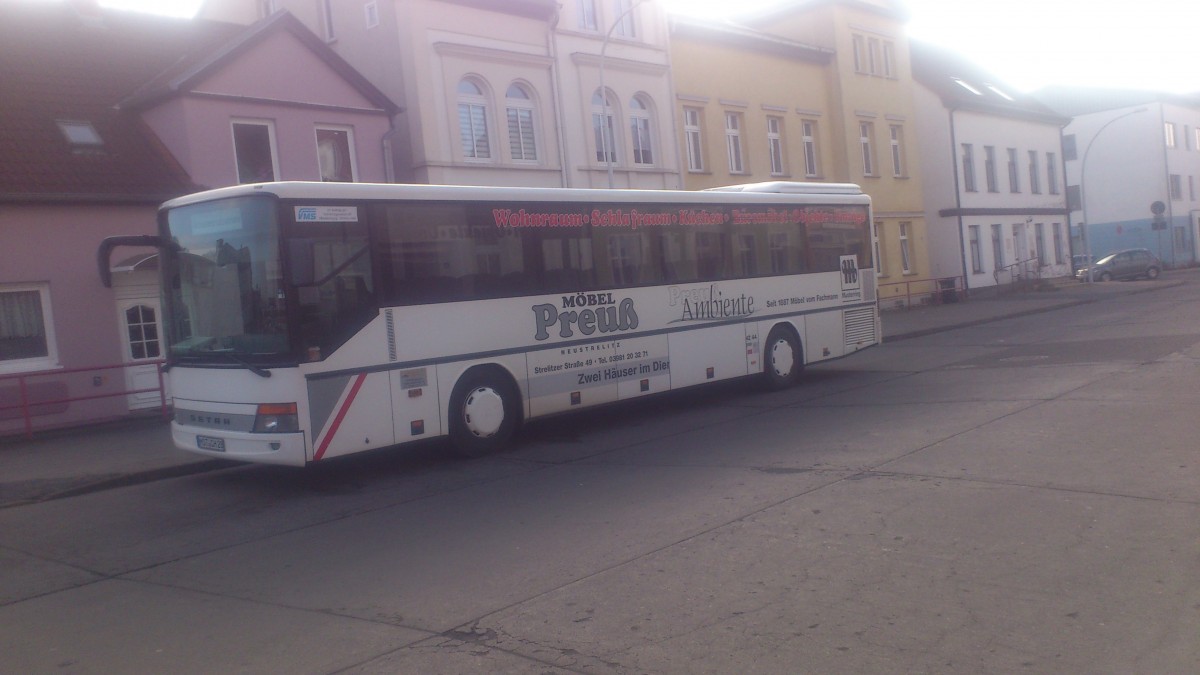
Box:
0, 291, 48, 360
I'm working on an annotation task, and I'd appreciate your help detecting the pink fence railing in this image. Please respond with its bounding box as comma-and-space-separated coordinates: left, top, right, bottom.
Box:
0, 360, 168, 439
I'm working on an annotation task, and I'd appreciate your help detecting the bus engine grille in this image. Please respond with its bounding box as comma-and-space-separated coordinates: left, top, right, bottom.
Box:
843, 307, 877, 347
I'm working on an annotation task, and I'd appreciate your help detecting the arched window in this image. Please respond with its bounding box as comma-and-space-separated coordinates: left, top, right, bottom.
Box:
457, 78, 491, 159
592, 89, 618, 164
505, 84, 538, 162
629, 95, 654, 166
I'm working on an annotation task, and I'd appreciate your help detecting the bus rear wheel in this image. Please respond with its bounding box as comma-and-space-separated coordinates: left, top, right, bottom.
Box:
449, 368, 521, 457
763, 326, 803, 390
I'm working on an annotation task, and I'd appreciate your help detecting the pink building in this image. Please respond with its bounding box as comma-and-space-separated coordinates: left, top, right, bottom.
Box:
0, 4, 396, 435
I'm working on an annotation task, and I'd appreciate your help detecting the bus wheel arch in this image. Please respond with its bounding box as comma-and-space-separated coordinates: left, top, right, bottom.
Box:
763, 323, 804, 390
448, 365, 523, 457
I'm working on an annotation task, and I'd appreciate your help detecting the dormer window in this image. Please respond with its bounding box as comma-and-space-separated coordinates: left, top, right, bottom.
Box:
952, 78, 983, 96
57, 120, 103, 149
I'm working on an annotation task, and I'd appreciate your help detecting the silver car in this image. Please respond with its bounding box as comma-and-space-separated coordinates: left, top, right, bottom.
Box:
1075, 248, 1162, 282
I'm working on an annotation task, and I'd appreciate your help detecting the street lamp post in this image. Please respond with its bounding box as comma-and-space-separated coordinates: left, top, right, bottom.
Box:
1079, 106, 1147, 282
598, 0, 652, 189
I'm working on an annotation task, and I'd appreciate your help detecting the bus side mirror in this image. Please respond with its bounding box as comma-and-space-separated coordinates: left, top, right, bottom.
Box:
97, 235, 178, 288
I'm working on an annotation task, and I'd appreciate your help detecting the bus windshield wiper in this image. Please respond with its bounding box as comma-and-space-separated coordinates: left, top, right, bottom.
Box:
220, 352, 272, 378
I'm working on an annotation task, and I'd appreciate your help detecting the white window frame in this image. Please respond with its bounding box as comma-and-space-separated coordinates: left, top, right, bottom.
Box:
1028, 150, 1041, 194
867, 37, 880, 75
683, 107, 704, 172
629, 95, 654, 166
899, 221, 912, 274
889, 124, 904, 177
578, 0, 597, 30
1053, 223, 1065, 264
859, 121, 875, 176
458, 78, 492, 161
725, 111, 745, 174
593, 89, 619, 165
364, 1, 379, 28
613, 0, 636, 38
969, 225, 982, 273
1047, 152, 1059, 194
231, 119, 279, 183
852, 34, 865, 73
961, 143, 976, 192
1165, 122, 1177, 148
984, 146, 998, 192
882, 41, 895, 78
506, 83, 539, 163
767, 116, 785, 176
0, 283, 59, 374
1007, 148, 1020, 193
991, 223, 1004, 270
802, 119, 819, 177
314, 125, 358, 182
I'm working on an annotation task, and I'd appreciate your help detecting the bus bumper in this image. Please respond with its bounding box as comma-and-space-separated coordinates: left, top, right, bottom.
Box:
171, 422, 307, 467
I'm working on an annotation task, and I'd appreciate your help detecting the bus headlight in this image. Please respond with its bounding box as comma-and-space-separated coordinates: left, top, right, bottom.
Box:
253, 403, 299, 433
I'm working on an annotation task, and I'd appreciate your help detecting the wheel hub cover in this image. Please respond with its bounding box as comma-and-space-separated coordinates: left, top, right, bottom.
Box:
463, 387, 505, 437
771, 339, 794, 376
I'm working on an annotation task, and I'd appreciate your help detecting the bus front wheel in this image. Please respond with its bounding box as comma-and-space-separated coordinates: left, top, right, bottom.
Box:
763, 326, 803, 390
449, 368, 521, 457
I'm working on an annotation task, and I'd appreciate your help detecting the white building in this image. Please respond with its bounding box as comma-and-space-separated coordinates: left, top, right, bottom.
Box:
1035, 87, 1200, 268
199, 0, 682, 190
911, 42, 1071, 291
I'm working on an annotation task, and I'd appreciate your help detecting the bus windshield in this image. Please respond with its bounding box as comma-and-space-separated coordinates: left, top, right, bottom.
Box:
164, 196, 289, 363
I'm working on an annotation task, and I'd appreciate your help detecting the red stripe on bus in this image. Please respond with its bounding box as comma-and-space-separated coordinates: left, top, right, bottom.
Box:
313, 373, 367, 461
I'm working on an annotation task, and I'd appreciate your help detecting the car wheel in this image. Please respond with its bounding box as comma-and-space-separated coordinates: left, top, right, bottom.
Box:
1099, 271, 1113, 282
449, 367, 521, 457
763, 325, 803, 390
1146, 266, 1160, 279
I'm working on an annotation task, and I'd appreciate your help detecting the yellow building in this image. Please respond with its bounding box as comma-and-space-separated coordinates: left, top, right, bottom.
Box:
671, 0, 937, 307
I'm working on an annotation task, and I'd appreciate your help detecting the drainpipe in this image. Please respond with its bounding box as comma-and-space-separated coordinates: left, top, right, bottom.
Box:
947, 107, 970, 291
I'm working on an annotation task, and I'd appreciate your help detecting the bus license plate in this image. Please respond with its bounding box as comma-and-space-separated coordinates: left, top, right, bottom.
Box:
196, 435, 226, 452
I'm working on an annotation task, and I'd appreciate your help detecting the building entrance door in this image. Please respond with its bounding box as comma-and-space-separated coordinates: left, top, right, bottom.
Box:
117, 298, 169, 410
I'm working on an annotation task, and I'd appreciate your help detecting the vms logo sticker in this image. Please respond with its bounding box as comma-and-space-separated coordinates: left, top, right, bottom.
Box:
296, 207, 318, 221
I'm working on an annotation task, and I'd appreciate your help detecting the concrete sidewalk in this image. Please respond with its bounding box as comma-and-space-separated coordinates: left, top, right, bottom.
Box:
2, 269, 1194, 507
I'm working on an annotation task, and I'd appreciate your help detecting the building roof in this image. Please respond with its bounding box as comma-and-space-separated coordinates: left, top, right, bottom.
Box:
910, 41, 1068, 126
740, 0, 910, 24
1032, 86, 1200, 117
0, 3, 397, 205
0, 3, 243, 203
669, 14, 833, 64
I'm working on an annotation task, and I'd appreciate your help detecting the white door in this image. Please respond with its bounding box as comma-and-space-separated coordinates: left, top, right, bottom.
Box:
118, 299, 169, 410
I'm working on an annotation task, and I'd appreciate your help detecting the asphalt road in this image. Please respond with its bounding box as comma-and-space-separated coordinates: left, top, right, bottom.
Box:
2, 282, 1199, 673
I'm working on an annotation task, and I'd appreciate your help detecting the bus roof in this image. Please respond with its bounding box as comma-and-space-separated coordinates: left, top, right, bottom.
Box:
160, 181, 869, 211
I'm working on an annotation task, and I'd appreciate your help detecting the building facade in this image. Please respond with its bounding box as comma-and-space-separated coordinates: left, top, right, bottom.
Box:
201, 0, 683, 189
912, 41, 1071, 290
1037, 87, 1200, 268
0, 4, 394, 434
671, 0, 933, 307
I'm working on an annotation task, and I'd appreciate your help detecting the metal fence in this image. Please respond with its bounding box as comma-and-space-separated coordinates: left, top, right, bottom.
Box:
0, 361, 169, 439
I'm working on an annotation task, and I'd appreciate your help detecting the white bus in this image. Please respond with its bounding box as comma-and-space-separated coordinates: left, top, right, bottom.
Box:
99, 181, 878, 466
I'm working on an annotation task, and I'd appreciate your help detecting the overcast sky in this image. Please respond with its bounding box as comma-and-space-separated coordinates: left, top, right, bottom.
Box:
661, 0, 1200, 94
90, 0, 1200, 95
